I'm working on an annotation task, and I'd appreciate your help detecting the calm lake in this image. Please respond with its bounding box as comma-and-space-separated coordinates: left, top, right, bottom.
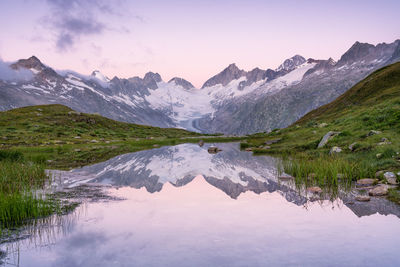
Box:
1, 143, 400, 266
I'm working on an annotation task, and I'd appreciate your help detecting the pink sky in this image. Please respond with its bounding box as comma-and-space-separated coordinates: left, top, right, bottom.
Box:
0, 0, 399, 87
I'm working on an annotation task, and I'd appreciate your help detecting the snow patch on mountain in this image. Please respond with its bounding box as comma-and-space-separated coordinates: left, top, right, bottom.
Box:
145, 81, 214, 123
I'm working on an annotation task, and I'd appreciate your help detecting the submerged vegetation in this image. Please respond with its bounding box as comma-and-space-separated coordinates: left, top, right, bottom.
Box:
244, 62, 400, 197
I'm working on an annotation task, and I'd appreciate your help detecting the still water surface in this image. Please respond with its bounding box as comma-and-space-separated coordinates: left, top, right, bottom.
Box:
1, 143, 400, 266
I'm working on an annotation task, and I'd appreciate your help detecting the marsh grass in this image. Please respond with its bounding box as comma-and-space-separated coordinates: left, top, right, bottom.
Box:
0, 159, 62, 234
277, 155, 372, 193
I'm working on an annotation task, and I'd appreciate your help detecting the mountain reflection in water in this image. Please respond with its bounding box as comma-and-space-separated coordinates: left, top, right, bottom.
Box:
2, 143, 400, 267
54, 143, 400, 218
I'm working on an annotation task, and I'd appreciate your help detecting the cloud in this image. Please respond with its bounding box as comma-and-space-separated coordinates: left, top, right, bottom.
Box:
43, 0, 120, 51
0, 60, 33, 82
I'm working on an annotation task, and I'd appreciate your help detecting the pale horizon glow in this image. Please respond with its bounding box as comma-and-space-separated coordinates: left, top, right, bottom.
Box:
0, 0, 399, 87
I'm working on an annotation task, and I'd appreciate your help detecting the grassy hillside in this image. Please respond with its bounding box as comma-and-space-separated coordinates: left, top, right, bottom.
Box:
0, 104, 201, 147
243, 62, 400, 197
0, 104, 244, 169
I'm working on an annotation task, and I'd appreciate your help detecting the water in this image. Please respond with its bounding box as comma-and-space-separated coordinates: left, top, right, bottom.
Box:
1, 143, 400, 266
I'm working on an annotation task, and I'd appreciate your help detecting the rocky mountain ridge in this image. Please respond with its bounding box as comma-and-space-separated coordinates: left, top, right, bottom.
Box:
1, 39, 399, 134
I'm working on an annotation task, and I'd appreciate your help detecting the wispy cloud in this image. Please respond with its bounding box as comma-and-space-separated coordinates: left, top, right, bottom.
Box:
43, 0, 123, 51
0, 60, 33, 82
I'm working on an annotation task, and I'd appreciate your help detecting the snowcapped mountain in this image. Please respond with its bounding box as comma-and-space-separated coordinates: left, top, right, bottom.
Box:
1, 39, 399, 134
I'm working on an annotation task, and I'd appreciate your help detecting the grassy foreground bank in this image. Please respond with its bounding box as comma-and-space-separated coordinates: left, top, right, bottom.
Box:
242, 62, 400, 200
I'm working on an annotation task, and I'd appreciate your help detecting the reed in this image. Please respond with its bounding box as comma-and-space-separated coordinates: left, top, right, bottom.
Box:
0, 159, 60, 234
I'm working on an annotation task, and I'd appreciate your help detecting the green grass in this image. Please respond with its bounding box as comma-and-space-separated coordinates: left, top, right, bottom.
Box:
0, 160, 60, 234
0, 104, 204, 148
243, 62, 400, 187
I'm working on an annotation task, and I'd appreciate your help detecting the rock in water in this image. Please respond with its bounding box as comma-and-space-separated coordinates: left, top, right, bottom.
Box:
318, 131, 341, 148
208, 146, 219, 154
356, 178, 377, 187
355, 195, 371, 202
384, 172, 398, 185
307, 187, 322, 194
278, 176, 294, 181
369, 185, 388, 196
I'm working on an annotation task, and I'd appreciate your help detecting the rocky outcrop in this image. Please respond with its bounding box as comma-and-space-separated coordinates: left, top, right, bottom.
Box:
318, 131, 341, 148
276, 55, 306, 72
201, 63, 246, 88
168, 77, 194, 89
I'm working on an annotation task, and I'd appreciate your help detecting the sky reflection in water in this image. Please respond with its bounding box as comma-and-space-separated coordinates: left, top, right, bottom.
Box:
2, 143, 400, 267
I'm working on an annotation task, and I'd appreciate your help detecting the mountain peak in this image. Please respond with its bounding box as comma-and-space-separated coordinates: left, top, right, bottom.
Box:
10, 55, 46, 72
276, 55, 306, 72
337, 41, 375, 65
168, 77, 195, 89
91, 70, 110, 83
201, 63, 245, 88
144, 72, 162, 83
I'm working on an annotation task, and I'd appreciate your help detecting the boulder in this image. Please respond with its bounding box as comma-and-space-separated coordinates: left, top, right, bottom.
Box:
330, 146, 342, 154
356, 178, 377, 187
307, 186, 322, 194
355, 195, 371, 202
348, 142, 358, 151
208, 146, 219, 154
264, 138, 281, 145
198, 140, 204, 147
318, 131, 340, 148
369, 185, 388, 196
367, 130, 381, 136
378, 141, 392, 145
384, 172, 398, 185
278, 175, 294, 181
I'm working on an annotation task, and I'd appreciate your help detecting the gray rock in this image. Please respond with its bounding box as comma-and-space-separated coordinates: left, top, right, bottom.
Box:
318, 131, 341, 148
355, 195, 371, 202
330, 146, 342, 154
367, 130, 382, 136
208, 146, 221, 154
378, 141, 392, 145
307, 186, 322, 194
348, 142, 358, 151
264, 138, 281, 145
356, 178, 377, 187
369, 185, 388, 196
384, 172, 398, 185
278, 176, 294, 181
